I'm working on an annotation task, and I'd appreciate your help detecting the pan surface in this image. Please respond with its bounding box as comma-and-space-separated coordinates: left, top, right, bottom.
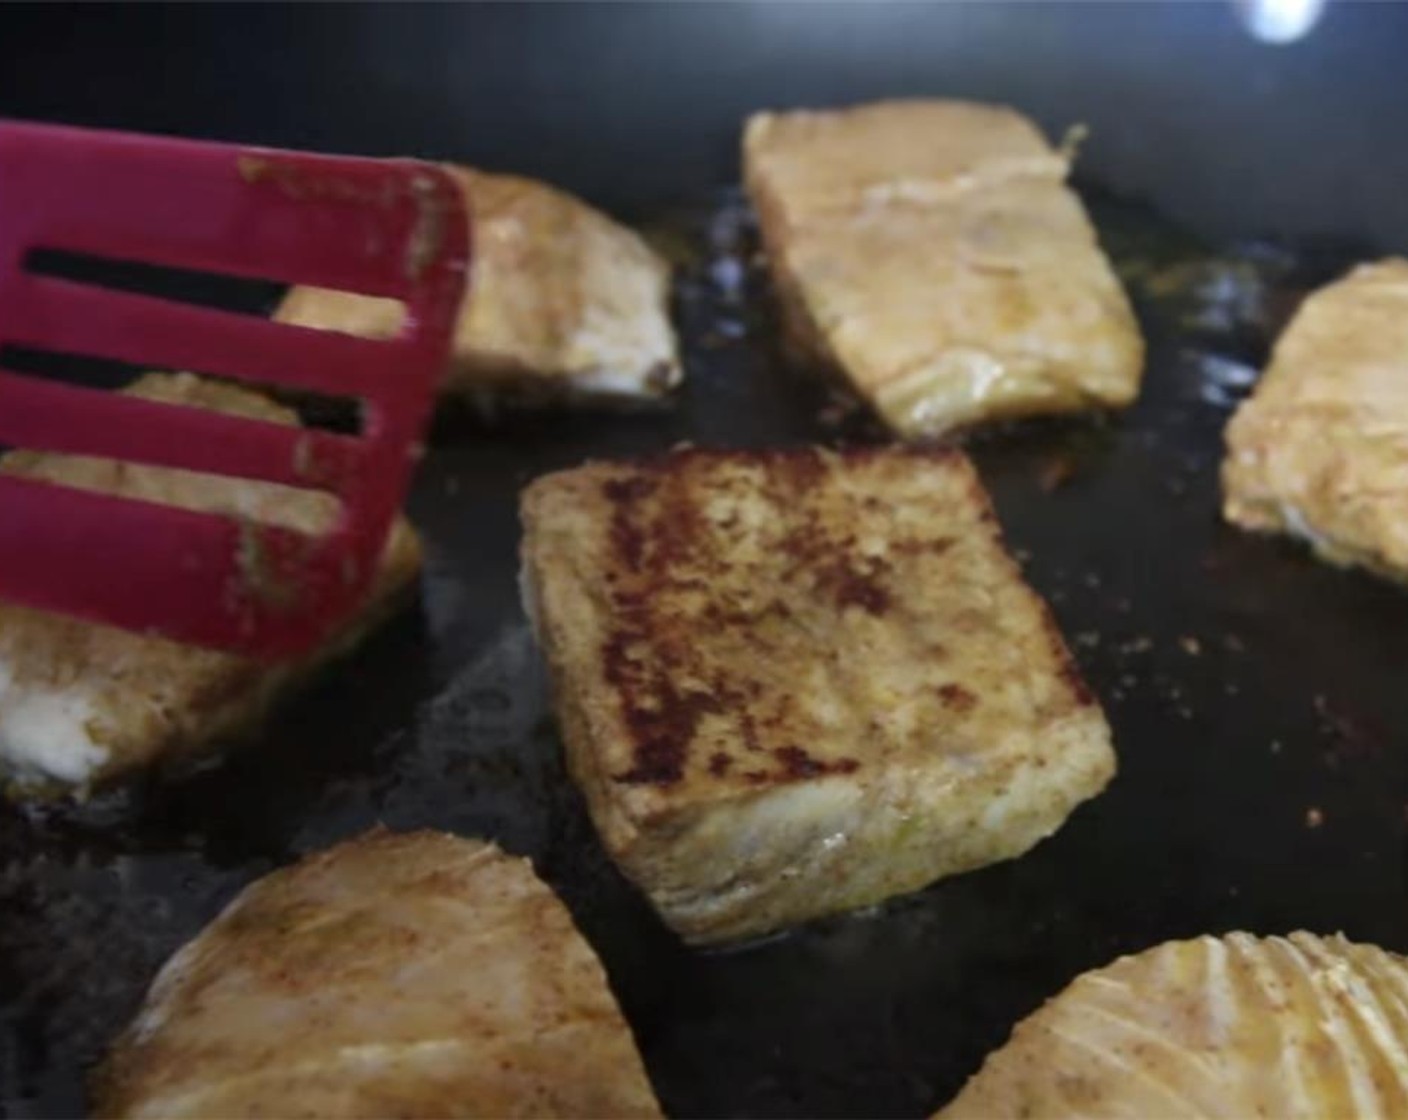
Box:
3, 5, 1408, 1118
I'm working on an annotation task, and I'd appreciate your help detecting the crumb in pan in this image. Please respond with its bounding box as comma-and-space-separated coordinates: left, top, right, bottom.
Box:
520, 446, 1115, 944
93, 829, 661, 1119
0, 372, 421, 798
743, 99, 1144, 438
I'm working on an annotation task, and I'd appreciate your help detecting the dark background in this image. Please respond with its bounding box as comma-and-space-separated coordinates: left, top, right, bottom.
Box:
5, 4, 1408, 1119
2, 2, 1408, 247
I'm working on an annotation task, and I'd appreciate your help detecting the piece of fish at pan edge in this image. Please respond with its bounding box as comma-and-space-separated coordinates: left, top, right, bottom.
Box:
1223, 258, 1408, 582
92, 829, 662, 1120
937, 931, 1408, 1118
276, 165, 682, 408
743, 99, 1145, 439
0, 372, 421, 799
520, 445, 1116, 946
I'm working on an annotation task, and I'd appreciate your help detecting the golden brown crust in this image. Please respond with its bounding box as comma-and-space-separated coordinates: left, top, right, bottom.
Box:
276, 165, 681, 405
938, 931, 1408, 1119
94, 829, 661, 1119
0, 373, 421, 796
743, 100, 1144, 438
1223, 259, 1408, 580
522, 447, 1115, 943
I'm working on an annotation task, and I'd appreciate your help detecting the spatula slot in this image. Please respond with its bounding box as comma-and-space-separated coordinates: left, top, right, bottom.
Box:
0, 344, 366, 439
0, 367, 367, 494
23, 247, 283, 319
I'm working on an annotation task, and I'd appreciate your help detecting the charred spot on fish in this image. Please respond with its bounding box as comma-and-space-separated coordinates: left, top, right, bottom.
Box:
613, 736, 688, 786
605, 630, 722, 786
774, 745, 823, 779
937, 683, 978, 713
892, 536, 955, 557
611, 590, 650, 616
830, 569, 892, 615
774, 745, 861, 780
739, 711, 763, 753
708, 752, 733, 777
1058, 661, 1097, 707
781, 518, 893, 616
769, 446, 830, 492
609, 512, 647, 571
702, 597, 793, 628
600, 467, 742, 784
810, 552, 893, 616
603, 473, 660, 571
603, 475, 659, 505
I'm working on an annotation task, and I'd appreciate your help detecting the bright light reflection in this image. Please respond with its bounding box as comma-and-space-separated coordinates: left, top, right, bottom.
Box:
1234, 0, 1328, 44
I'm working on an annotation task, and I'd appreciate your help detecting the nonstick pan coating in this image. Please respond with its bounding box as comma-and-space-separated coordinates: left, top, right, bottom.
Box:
4, 185, 1407, 1119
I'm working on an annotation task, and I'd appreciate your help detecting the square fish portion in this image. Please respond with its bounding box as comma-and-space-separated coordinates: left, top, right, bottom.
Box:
521, 446, 1115, 943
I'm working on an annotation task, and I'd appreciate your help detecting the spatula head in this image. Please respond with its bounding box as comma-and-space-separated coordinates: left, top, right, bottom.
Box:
0, 122, 469, 660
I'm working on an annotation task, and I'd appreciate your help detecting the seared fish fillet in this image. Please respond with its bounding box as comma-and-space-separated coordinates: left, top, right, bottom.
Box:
521, 447, 1114, 944
94, 830, 661, 1119
744, 100, 1144, 438
1224, 259, 1408, 580
0, 372, 420, 797
277, 166, 681, 406
939, 931, 1408, 1119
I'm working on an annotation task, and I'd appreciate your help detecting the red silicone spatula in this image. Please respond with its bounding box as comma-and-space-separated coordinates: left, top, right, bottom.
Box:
0, 122, 469, 660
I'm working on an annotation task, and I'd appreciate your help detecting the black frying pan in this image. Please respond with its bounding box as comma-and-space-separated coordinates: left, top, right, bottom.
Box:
4, 5, 1408, 1117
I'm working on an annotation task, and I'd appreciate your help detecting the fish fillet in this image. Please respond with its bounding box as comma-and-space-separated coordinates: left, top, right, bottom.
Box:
92, 829, 660, 1119
939, 931, 1408, 1119
0, 372, 421, 797
1223, 259, 1408, 581
520, 446, 1115, 944
744, 99, 1144, 437
276, 165, 681, 406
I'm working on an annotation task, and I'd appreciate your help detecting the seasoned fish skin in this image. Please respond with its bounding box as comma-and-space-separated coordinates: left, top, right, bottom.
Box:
0, 373, 421, 797
93, 829, 661, 1120
744, 100, 1144, 438
939, 931, 1408, 1119
276, 166, 681, 405
1223, 259, 1408, 580
521, 447, 1115, 944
